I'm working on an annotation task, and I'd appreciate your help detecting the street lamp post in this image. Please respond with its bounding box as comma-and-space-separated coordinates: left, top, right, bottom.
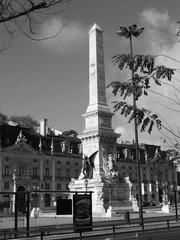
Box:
173, 182, 178, 221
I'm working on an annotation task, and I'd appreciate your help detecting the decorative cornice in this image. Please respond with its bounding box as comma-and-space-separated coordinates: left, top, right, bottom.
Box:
79, 130, 119, 143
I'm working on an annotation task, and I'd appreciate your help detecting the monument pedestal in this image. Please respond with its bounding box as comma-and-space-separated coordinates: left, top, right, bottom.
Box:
69, 178, 106, 216
69, 178, 138, 217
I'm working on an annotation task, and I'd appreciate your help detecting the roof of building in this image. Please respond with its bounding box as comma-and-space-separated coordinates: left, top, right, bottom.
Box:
0, 123, 81, 156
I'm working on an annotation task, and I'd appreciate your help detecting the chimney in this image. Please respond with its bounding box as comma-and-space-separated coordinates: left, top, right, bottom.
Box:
39, 118, 48, 136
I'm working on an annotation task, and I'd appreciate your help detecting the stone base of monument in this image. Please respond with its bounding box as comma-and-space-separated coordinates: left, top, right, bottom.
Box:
69, 178, 138, 217
161, 203, 170, 213
106, 199, 138, 217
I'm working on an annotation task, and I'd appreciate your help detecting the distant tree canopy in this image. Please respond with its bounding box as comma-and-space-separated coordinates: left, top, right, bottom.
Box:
0, 113, 38, 131
0, 112, 8, 122
62, 129, 78, 137
9, 115, 38, 131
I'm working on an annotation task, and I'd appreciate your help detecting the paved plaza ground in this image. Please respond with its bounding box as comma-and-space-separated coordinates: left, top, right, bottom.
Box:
0, 208, 178, 230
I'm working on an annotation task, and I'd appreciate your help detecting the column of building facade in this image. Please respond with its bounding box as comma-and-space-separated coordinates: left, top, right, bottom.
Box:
168, 171, 173, 203
141, 182, 145, 202
162, 170, 166, 202
147, 167, 152, 202
155, 177, 159, 203
40, 157, 44, 209
144, 150, 152, 202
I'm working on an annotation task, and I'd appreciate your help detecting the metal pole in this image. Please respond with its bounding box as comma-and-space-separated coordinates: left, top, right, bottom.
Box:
110, 182, 112, 206
26, 192, 30, 236
129, 33, 144, 231
14, 192, 18, 237
174, 186, 178, 221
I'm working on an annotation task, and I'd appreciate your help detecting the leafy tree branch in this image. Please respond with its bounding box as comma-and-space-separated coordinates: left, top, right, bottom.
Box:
108, 25, 176, 136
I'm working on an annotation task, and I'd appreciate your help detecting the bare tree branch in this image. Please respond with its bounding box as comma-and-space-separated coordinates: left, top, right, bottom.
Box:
16, 20, 68, 41
147, 88, 180, 105
0, 0, 71, 45
0, 1, 69, 23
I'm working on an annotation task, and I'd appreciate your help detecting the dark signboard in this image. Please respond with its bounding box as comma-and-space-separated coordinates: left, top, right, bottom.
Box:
56, 197, 72, 215
73, 193, 92, 233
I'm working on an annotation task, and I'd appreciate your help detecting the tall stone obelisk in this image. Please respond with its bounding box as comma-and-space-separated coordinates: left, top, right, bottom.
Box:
69, 24, 137, 216
80, 23, 119, 180
69, 24, 138, 216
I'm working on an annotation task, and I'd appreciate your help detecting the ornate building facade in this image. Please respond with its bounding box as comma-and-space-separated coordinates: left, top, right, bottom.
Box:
115, 142, 178, 205
0, 120, 82, 212
0, 120, 178, 213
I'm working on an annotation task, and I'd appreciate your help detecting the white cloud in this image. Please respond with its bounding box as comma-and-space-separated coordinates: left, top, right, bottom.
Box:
138, 8, 177, 54
39, 18, 88, 55
140, 8, 170, 28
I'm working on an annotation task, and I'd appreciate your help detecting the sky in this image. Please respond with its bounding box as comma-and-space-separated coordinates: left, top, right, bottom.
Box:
1, 0, 180, 149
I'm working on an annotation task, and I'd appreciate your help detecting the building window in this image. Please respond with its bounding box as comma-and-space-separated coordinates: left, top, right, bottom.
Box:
56, 168, 61, 178
75, 170, 79, 179
45, 168, 50, 177
45, 194, 50, 207
129, 172, 132, 180
57, 183, 62, 190
130, 149, 136, 159
4, 165, 9, 176
19, 167, 24, 176
33, 167, 38, 177
45, 182, 50, 190
66, 169, 70, 178
177, 172, 180, 186
4, 182, 10, 189
122, 172, 125, 178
